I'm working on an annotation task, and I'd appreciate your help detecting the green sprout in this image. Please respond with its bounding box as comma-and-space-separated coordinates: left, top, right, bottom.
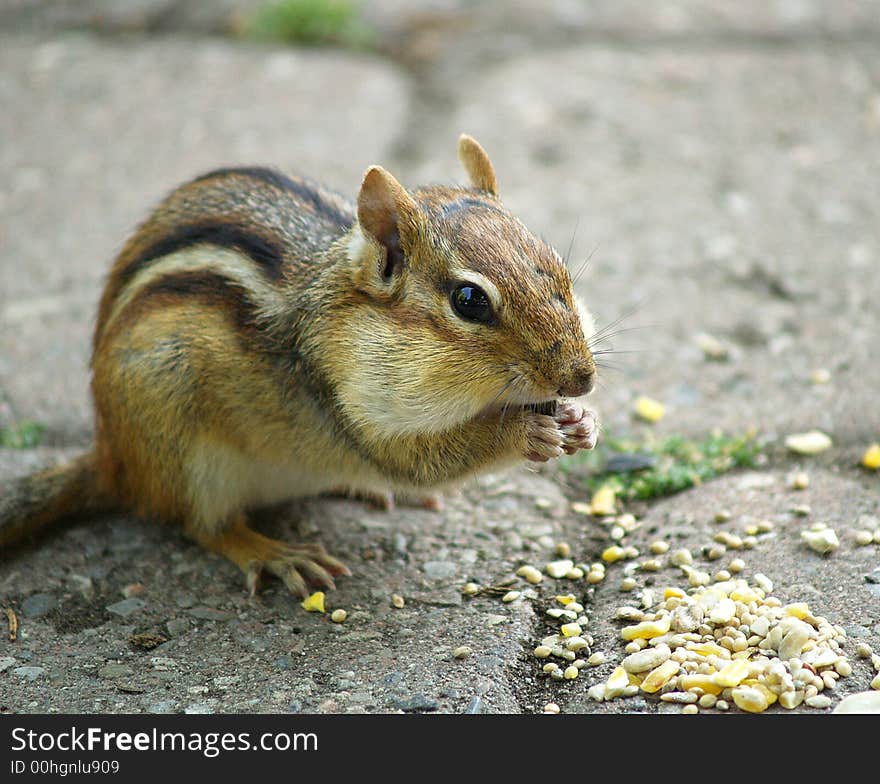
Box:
0, 421, 47, 449
245, 0, 373, 48
562, 429, 763, 502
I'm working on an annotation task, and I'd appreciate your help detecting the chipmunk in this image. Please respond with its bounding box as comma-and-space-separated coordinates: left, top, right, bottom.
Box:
0, 135, 598, 598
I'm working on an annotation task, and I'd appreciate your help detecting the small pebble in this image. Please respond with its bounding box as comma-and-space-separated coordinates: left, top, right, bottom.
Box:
453, 646, 472, 659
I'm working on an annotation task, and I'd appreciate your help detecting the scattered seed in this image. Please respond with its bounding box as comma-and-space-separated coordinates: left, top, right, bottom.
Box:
855, 530, 875, 546
502, 591, 521, 603
588, 652, 606, 666
545, 559, 575, 578
790, 472, 810, 490
649, 541, 670, 555
301, 592, 325, 613
641, 558, 662, 572
728, 558, 745, 574
330, 609, 348, 623
587, 569, 605, 584
863, 444, 880, 470
533, 646, 552, 659
542, 702, 560, 714
670, 549, 693, 567
785, 430, 832, 455
681, 704, 699, 714
805, 694, 833, 709
563, 666, 579, 680
801, 527, 840, 554
561, 623, 582, 638
516, 565, 543, 584
634, 395, 666, 423
590, 485, 617, 516
461, 584, 479, 597
555, 542, 572, 558
856, 643, 874, 659
453, 646, 472, 659
571, 501, 592, 516
602, 546, 625, 564
566, 567, 585, 580
620, 578, 637, 592
872, 674, 880, 690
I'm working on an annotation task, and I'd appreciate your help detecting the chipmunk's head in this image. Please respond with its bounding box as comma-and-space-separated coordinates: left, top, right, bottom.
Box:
340, 134, 596, 437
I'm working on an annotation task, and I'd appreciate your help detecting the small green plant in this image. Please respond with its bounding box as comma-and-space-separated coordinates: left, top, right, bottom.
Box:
562, 428, 763, 502
246, 0, 372, 48
0, 421, 47, 449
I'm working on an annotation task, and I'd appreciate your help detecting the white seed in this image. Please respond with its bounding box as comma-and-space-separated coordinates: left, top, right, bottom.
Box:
805, 694, 833, 709
588, 684, 606, 701
779, 690, 804, 709
649, 541, 670, 555
516, 565, 544, 584
671, 549, 693, 566
587, 569, 605, 584
565, 636, 589, 652
715, 699, 729, 711
453, 646, 472, 659
728, 558, 745, 574
555, 542, 572, 558
566, 568, 585, 580
855, 642, 873, 659
533, 646, 552, 659
543, 663, 560, 674
620, 578, 637, 592
623, 644, 672, 674
872, 674, 880, 690
790, 472, 810, 490
564, 666, 579, 680
801, 527, 840, 554
610, 525, 626, 541
742, 536, 757, 549
545, 559, 575, 578
785, 430, 832, 455
502, 591, 521, 603
855, 530, 875, 546
542, 702, 560, 714
752, 573, 773, 594
331, 609, 348, 623
588, 652, 606, 666
833, 691, 880, 713
561, 623, 582, 638
705, 545, 726, 561
714, 509, 732, 524
660, 691, 698, 704
821, 671, 838, 690
641, 559, 662, 572
460, 585, 479, 598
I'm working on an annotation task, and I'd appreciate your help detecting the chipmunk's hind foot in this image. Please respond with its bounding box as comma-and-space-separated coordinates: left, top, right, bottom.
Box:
187, 514, 350, 598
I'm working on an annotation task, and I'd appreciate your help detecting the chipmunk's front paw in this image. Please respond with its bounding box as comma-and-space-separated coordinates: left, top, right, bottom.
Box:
555, 400, 598, 454
523, 401, 598, 462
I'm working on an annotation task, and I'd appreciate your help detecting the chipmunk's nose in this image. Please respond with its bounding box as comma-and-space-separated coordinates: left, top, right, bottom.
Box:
557, 357, 596, 398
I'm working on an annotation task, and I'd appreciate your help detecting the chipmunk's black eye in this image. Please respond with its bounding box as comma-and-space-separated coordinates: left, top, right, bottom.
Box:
451, 284, 493, 324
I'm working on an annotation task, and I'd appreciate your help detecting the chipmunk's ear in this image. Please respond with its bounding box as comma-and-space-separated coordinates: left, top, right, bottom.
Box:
458, 134, 498, 195
357, 165, 421, 281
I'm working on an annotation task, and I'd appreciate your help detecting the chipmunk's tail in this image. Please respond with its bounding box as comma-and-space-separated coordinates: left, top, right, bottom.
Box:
0, 450, 115, 548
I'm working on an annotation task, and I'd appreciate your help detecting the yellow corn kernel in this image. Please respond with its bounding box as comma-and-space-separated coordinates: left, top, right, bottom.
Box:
605, 666, 630, 699
621, 615, 672, 641
602, 545, 625, 564
686, 641, 731, 659
731, 685, 770, 713
555, 594, 576, 606
301, 592, 326, 613
561, 623, 582, 638
590, 485, 617, 516
634, 396, 666, 423
782, 602, 811, 619
712, 659, 751, 687
663, 587, 686, 599
640, 659, 681, 694
862, 444, 880, 470
678, 673, 723, 695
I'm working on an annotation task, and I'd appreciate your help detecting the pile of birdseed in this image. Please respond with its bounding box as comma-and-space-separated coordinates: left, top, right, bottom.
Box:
504, 503, 880, 714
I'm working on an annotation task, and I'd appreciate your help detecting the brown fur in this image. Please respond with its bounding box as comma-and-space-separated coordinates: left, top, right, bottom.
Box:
1, 135, 597, 597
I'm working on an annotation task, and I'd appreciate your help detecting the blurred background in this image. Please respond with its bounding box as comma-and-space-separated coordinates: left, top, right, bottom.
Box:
1, 0, 879, 464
